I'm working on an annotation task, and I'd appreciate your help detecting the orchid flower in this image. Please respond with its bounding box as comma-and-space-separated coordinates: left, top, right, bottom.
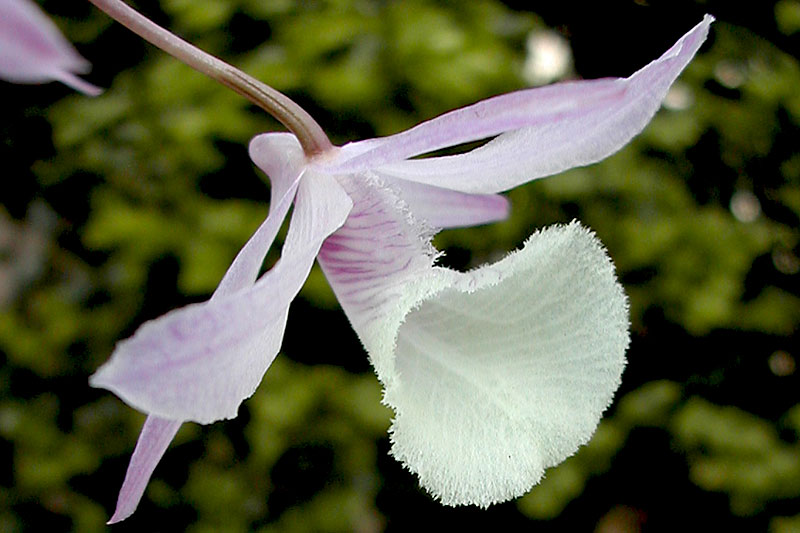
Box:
0, 0, 101, 95
83, 10, 714, 522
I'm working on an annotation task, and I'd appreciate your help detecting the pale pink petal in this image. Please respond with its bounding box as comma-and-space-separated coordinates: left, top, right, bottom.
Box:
107, 416, 181, 524
97, 135, 339, 524
328, 79, 623, 172
322, 15, 712, 194
319, 176, 627, 506
90, 139, 352, 424
214, 133, 306, 297
250, 133, 310, 209
387, 178, 509, 229
0, 0, 102, 95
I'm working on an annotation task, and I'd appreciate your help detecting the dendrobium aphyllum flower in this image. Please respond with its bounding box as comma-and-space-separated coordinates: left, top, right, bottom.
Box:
0, 0, 101, 95
87, 14, 713, 522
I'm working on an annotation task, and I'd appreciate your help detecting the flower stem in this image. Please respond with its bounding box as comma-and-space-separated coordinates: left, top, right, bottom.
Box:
87, 0, 332, 156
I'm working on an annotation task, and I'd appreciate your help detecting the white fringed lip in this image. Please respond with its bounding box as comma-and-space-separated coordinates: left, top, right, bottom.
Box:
364, 222, 628, 506
316, 158, 629, 507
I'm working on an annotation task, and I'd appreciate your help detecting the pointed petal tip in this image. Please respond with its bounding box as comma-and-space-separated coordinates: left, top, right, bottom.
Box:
106, 511, 130, 525
105, 492, 144, 524
88, 360, 120, 396
675, 14, 715, 56
684, 13, 715, 48
104, 417, 182, 525
0, 0, 103, 94
88, 368, 109, 397
57, 72, 104, 96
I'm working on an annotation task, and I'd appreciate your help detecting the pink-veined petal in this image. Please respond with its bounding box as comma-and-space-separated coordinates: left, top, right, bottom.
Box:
318, 174, 440, 376
323, 15, 712, 194
0, 0, 102, 95
106, 416, 181, 524
387, 178, 509, 229
90, 138, 352, 424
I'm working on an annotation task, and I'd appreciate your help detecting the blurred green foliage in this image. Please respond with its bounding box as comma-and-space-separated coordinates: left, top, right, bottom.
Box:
1, 0, 798, 531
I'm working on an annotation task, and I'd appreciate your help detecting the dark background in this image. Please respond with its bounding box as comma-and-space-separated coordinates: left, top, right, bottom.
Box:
1, 1, 798, 531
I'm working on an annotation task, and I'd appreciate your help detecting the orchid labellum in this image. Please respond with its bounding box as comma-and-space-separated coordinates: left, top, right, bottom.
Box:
4, 0, 713, 524
0, 0, 101, 95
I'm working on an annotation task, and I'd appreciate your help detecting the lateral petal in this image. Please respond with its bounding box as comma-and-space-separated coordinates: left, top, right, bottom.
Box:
214, 133, 306, 296
90, 144, 352, 424
325, 15, 712, 194
107, 416, 181, 524
0, 0, 102, 95
331, 78, 623, 173
387, 178, 509, 229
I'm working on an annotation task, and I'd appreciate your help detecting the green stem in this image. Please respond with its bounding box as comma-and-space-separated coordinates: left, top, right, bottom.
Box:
87, 0, 332, 157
